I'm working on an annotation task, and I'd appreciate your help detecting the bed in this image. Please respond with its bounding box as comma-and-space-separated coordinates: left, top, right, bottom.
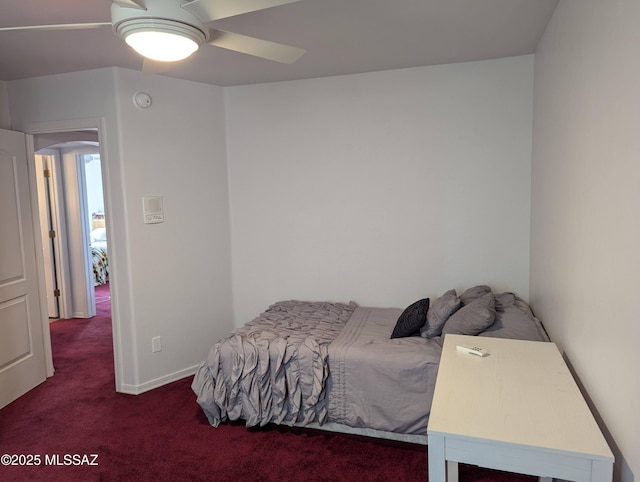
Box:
90, 227, 108, 286
192, 285, 549, 443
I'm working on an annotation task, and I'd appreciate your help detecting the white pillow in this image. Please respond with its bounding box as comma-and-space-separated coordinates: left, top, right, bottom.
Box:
90, 227, 107, 242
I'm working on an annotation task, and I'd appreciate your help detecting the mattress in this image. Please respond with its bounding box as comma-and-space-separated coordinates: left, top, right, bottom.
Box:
192, 287, 549, 440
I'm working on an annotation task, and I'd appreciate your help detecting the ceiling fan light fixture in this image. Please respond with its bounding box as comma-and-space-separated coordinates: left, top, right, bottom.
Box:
117, 19, 205, 62
126, 30, 199, 61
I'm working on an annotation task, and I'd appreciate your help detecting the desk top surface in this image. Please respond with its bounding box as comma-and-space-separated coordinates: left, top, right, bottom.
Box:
427, 334, 613, 460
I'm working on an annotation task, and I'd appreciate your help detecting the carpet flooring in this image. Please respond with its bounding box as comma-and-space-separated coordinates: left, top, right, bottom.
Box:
0, 283, 535, 481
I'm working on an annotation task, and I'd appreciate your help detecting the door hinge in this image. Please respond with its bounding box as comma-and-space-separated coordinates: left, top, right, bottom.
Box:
53, 289, 61, 297
43, 169, 51, 178
49, 230, 56, 239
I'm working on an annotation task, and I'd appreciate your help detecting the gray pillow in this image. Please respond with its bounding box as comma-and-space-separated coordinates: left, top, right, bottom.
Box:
459, 285, 492, 305
420, 289, 461, 338
441, 292, 496, 336
479, 292, 549, 342
493, 291, 517, 311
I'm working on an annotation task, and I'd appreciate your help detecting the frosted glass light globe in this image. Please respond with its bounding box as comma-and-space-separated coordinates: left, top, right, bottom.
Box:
125, 30, 200, 62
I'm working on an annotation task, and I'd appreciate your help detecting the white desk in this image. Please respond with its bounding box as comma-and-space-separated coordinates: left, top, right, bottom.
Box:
427, 334, 613, 482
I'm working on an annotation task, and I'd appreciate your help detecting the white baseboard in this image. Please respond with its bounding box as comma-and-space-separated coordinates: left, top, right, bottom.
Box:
119, 364, 198, 395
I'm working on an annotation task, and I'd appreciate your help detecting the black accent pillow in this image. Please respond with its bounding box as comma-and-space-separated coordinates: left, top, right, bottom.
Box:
391, 298, 430, 339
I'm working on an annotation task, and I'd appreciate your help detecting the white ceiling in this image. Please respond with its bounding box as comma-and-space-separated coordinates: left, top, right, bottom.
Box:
0, 0, 558, 87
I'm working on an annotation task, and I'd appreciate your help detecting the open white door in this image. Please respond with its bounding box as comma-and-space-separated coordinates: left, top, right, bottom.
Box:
34, 153, 60, 318
0, 128, 47, 409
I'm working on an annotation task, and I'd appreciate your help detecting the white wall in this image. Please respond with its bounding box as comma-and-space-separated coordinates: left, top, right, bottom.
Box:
8, 68, 234, 393
531, 1, 640, 480
113, 69, 233, 389
0, 81, 10, 129
226, 56, 534, 325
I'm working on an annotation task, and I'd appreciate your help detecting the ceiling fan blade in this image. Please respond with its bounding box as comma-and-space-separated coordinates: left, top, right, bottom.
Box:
0, 22, 110, 32
113, 0, 146, 9
208, 29, 305, 64
182, 0, 301, 22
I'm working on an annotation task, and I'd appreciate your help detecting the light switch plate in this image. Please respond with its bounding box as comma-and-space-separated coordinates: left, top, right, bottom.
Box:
143, 196, 164, 224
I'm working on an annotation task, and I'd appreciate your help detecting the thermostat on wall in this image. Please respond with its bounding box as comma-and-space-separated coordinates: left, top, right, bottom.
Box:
143, 196, 164, 224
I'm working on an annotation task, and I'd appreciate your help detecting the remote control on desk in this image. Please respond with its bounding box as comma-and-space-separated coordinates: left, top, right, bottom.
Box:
456, 344, 489, 357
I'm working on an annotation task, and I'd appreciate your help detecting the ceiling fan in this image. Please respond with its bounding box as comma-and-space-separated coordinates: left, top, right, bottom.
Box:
0, 0, 305, 64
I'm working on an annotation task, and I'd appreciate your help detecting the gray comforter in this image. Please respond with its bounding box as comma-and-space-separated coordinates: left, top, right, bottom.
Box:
193, 292, 545, 437
192, 300, 357, 428
327, 307, 443, 435
192, 300, 442, 436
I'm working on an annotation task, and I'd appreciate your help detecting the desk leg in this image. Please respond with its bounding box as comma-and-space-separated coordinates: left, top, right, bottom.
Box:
447, 461, 459, 482
427, 435, 446, 482
591, 459, 613, 482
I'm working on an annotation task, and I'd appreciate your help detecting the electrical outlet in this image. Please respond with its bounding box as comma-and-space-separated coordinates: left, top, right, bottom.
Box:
152, 336, 162, 353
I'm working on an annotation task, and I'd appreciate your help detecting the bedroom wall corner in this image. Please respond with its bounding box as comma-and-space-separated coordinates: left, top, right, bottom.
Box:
113, 68, 234, 388
530, 1, 640, 480
0, 81, 10, 129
